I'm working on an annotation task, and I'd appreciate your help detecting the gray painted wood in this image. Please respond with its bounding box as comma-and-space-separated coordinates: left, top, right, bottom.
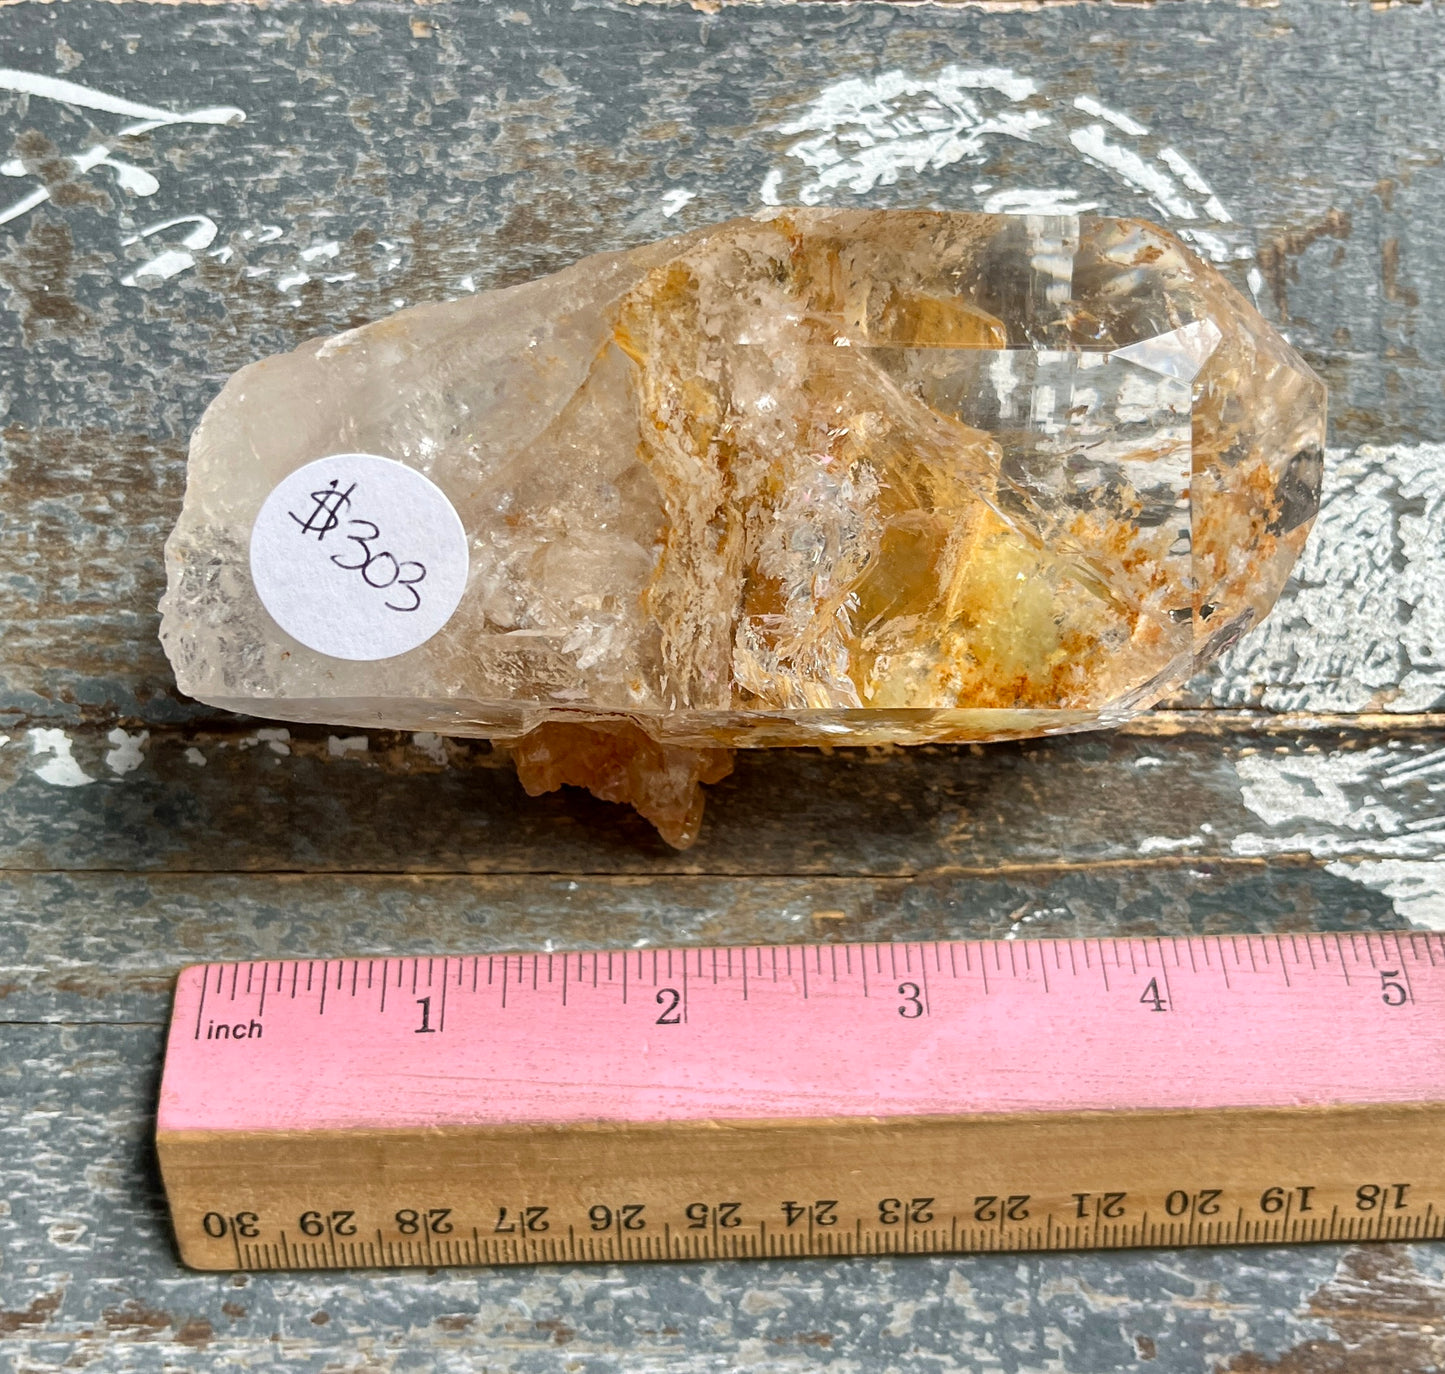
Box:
0, 867, 1407, 1024
4, 719, 1445, 874
3, 0, 1444, 1370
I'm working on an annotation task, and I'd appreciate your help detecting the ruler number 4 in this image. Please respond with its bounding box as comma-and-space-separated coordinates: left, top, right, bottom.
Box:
1139, 978, 1168, 1013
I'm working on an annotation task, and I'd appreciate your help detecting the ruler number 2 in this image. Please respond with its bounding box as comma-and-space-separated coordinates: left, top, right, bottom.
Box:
397, 1207, 452, 1235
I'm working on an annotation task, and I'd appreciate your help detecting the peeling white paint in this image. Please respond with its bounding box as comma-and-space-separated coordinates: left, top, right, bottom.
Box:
120, 214, 218, 286
1235, 751, 1402, 835
0, 69, 243, 228
276, 271, 311, 292
1158, 146, 1230, 223
104, 727, 148, 775
1209, 445, 1445, 713
886, 1300, 923, 1338
412, 732, 449, 765
1328, 860, 1445, 931
299, 239, 340, 262
0, 68, 241, 125
185, 747, 207, 767
982, 188, 1099, 215
739, 1289, 790, 1315
1231, 746, 1445, 860
1072, 94, 1148, 137
659, 187, 696, 218
327, 734, 369, 758
241, 728, 291, 757
1178, 226, 1240, 265
30, 729, 93, 787
774, 66, 1048, 203
46, 1220, 87, 1249
763, 65, 1250, 281
123, 249, 194, 286
1138, 834, 1206, 856
1067, 124, 1196, 220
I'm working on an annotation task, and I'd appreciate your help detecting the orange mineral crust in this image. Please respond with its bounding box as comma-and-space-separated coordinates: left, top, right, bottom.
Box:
160, 210, 1325, 845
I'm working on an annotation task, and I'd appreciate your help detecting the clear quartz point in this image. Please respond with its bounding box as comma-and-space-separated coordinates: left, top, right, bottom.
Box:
160, 210, 1325, 846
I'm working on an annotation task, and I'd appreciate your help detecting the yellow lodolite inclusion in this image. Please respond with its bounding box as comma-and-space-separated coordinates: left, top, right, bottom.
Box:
611, 214, 1170, 722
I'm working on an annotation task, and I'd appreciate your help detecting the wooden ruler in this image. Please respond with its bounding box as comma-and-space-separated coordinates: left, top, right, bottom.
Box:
157, 933, 1445, 1270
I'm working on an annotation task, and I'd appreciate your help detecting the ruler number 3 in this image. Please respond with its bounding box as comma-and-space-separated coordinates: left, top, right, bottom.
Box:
898, 983, 924, 1018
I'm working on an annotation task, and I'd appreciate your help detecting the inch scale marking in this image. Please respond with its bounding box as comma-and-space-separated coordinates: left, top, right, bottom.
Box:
158, 933, 1445, 1270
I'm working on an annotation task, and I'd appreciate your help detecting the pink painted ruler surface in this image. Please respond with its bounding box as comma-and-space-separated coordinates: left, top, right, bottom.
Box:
160, 933, 1445, 1134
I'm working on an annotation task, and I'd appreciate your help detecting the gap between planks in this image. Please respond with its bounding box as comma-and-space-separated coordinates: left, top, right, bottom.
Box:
0, 855, 1380, 880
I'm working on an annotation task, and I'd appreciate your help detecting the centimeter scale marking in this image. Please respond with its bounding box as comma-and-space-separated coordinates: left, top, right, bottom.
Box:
158, 932, 1445, 1271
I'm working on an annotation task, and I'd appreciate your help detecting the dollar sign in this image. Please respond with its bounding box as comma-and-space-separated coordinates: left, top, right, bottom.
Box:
289, 480, 356, 540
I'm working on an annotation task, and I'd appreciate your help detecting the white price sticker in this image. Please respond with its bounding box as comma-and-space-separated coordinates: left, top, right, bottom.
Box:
249, 453, 469, 662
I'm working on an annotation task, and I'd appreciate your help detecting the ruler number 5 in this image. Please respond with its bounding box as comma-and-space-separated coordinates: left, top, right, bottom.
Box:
1381, 971, 1408, 1007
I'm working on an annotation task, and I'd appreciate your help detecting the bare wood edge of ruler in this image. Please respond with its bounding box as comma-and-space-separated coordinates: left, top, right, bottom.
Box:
159, 1105, 1445, 1271
156, 934, 1445, 1271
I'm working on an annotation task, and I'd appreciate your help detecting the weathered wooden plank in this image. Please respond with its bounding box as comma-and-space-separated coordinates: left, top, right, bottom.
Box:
3, 2, 1442, 1368
1, 0, 1442, 726
0, 865, 1409, 1024
0, 1019, 1409, 1374
3, 720, 1444, 879
0, 856, 1436, 1369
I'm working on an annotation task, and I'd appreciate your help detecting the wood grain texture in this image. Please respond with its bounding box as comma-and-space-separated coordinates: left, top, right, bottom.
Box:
157, 1106, 1445, 1269
5, 720, 1445, 874
2, 0, 1443, 1368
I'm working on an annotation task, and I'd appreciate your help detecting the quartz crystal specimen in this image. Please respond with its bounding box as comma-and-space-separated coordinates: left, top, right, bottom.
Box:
160, 210, 1325, 847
